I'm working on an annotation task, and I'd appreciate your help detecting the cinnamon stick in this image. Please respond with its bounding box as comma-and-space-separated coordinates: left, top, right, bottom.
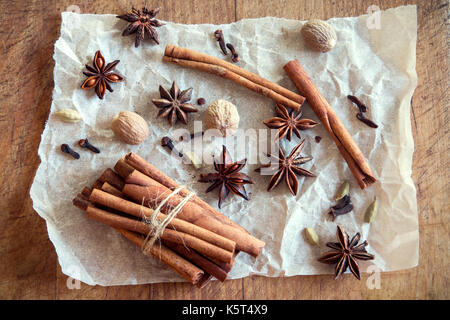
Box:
73, 196, 89, 211
118, 227, 213, 288
113, 159, 134, 184
85, 205, 234, 263
98, 168, 125, 191
91, 179, 103, 190
164, 242, 228, 282
208, 250, 238, 273
122, 167, 155, 187
114, 228, 204, 285
163, 45, 305, 111
284, 60, 376, 189
81, 187, 92, 199
89, 188, 236, 253
124, 152, 249, 234
122, 183, 265, 257
101, 182, 125, 198
164, 56, 302, 111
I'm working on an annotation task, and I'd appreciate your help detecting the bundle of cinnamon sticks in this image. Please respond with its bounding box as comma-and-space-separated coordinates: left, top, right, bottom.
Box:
73, 152, 265, 288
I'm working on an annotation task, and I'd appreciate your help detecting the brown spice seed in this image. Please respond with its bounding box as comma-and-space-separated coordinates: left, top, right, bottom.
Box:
197, 98, 206, 105
85, 78, 97, 87
109, 74, 120, 81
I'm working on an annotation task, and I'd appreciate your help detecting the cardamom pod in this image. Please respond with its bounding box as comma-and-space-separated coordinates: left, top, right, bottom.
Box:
184, 151, 202, 169
334, 180, 350, 201
54, 109, 82, 123
304, 228, 319, 246
364, 196, 378, 223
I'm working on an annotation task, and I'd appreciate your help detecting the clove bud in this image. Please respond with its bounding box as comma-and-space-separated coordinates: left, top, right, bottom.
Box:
161, 136, 183, 157
356, 113, 379, 128
347, 95, 368, 113
328, 194, 353, 221
61, 144, 80, 159
226, 43, 239, 63
179, 131, 205, 142
78, 138, 100, 153
347, 95, 378, 129
214, 30, 228, 55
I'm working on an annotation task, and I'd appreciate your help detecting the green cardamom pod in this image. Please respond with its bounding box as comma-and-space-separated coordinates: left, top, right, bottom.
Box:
184, 151, 202, 169
334, 180, 350, 201
54, 109, 82, 123
304, 228, 319, 246
364, 196, 378, 223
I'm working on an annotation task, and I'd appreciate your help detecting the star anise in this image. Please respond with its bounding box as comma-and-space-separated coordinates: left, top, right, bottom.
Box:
117, 7, 163, 48
152, 82, 198, 126
255, 140, 315, 196
81, 51, 123, 100
199, 145, 253, 208
318, 225, 375, 280
263, 104, 319, 141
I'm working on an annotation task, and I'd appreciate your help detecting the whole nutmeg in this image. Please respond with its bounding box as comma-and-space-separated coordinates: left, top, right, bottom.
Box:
301, 19, 337, 52
111, 111, 149, 145
204, 99, 240, 136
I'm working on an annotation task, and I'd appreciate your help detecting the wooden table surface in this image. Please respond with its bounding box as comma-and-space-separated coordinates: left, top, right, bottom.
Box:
0, 0, 448, 300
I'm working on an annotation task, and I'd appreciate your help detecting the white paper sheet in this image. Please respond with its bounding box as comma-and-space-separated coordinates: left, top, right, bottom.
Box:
30, 5, 418, 285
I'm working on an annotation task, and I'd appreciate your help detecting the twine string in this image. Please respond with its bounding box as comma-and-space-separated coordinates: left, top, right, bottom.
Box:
141, 186, 195, 254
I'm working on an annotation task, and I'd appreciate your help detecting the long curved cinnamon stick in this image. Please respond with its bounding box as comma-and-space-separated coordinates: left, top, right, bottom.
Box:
164, 56, 302, 111
163, 45, 305, 110
284, 60, 376, 189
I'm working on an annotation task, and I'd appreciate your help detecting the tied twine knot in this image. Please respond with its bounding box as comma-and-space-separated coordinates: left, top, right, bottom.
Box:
141, 186, 195, 254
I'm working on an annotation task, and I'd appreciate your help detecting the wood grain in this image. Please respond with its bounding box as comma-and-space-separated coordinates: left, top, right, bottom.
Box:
0, 0, 448, 300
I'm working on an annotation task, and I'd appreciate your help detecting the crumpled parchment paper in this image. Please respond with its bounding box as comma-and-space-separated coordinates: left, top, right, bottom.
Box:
30, 5, 418, 285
